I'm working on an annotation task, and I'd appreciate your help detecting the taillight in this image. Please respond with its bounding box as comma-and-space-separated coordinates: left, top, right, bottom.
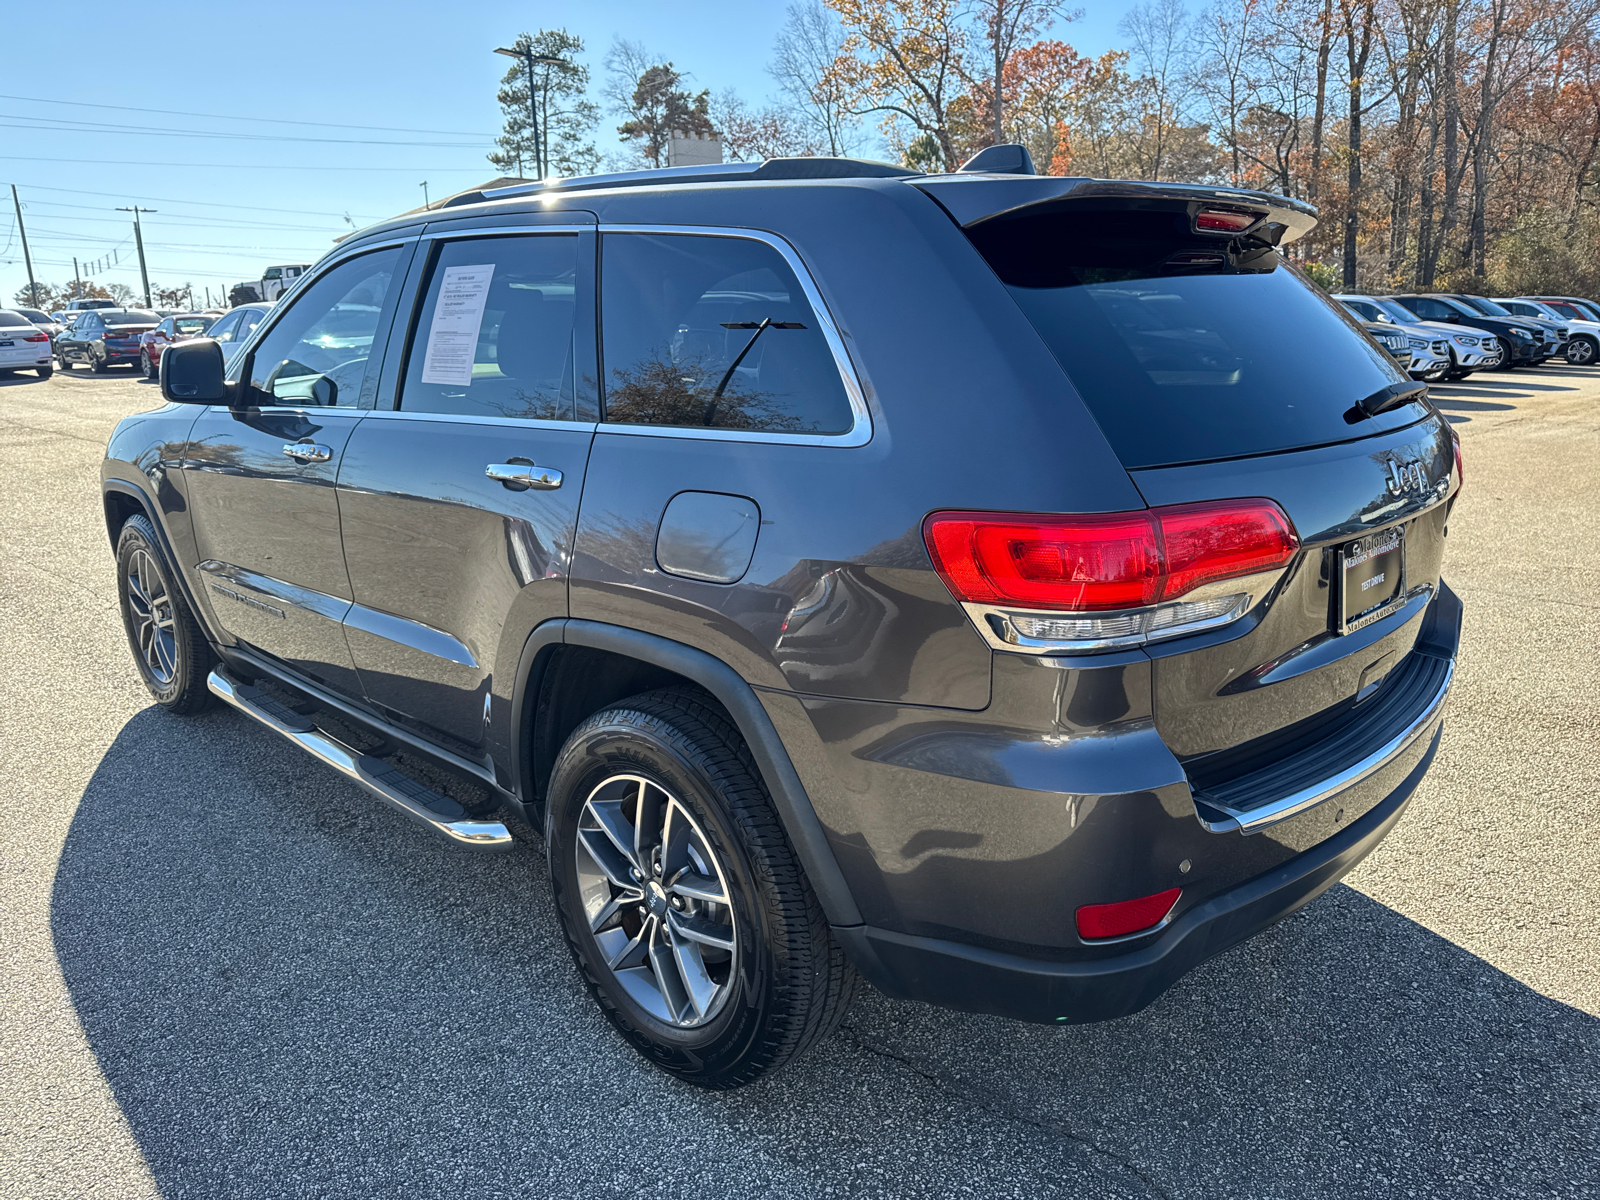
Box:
924, 500, 1298, 652
1077, 888, 1181, 941
22, 333, 48, 342
1195, 208, 1260, 233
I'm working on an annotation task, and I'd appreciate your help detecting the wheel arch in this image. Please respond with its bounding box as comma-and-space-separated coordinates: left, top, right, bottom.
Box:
101, 479, 221, 646
509, 619, 863, 928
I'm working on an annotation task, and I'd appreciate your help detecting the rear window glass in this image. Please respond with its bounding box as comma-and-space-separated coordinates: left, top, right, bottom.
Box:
0, 312, 29, 327
600, 233, 854, 435
966, 207, 1421, 469
175, 316, 214, 335
106, 311, 158, 326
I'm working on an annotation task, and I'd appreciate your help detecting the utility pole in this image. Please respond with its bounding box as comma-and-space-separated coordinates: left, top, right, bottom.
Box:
420, 180, 431, 210
74, 257, 83, 299
10, 185, 39, 308
117, 205, 156, 308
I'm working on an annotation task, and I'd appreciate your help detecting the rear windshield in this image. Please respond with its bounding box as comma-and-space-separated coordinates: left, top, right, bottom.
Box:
0, 311, 30, 327
106, 311, 158, 327
175, 316, 214, 335
965, 206, 1421, 468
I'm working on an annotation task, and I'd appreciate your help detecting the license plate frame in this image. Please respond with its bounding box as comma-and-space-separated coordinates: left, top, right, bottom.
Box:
1336, 524, 1406, 634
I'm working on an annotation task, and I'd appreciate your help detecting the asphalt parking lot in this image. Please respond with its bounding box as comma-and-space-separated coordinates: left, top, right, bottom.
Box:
1, 363, 1596, 1200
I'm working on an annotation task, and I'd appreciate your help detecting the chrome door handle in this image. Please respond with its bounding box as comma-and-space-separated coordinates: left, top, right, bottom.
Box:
486, 462, 562, 490
282, 442, 332, 463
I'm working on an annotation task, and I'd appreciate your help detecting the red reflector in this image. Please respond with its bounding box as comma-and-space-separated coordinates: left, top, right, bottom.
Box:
1077, 887, 1181, 940
923, 500, 1298, 612
1196, 208, 1259, 232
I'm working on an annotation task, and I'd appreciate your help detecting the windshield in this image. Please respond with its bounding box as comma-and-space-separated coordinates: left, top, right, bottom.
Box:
967, 207, 1418, 468
1376, 299, 1424, 324
1459, 295, 1511, 317
175, 316, 214, 336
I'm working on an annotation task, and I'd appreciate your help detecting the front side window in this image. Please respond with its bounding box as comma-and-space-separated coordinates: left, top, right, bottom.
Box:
156, 319, 175, 336
1341, 299, 1385, 322
244, 247, 402, 407
1403, 297, 1458, 321
399, 234, 585, 420
207, 311, 243, 342
600, 233, 854, 434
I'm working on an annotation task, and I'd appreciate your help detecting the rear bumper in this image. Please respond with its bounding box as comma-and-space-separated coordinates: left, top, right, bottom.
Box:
836, 725, 1439, 1024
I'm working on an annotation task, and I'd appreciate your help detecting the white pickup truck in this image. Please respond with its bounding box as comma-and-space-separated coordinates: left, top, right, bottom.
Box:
229, 263, 311, 305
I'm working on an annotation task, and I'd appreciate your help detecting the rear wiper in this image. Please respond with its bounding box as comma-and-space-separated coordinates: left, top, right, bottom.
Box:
702, 317, 807, 425
1348, 380, 1427, 422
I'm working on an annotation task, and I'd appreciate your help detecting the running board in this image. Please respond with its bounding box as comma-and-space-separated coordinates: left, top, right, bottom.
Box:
207, 669, 515, 851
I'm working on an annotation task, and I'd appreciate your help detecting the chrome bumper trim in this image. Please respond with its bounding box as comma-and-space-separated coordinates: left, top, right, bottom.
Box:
1195, 656, 1454, 835
207, 669, 514, 850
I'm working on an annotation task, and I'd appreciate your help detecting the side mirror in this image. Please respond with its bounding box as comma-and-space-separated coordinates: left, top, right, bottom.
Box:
161, 338, 227, 404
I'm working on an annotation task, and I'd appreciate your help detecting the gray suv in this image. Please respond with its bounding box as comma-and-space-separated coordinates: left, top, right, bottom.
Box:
101, 152, 1463, 1088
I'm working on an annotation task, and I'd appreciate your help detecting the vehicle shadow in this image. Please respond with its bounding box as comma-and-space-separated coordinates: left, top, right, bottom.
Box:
52, 708, 1600, 1199
0, 371, 54, 387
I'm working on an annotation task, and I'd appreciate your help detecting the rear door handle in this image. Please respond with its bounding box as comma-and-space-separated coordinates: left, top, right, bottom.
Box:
486, 462, 562, 490
282, 442, 332, 463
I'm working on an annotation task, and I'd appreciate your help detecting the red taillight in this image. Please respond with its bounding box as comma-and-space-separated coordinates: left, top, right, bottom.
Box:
923, 500, 1298, 612
1195, 208, 1260, 233
23, 333, 48, 342
1077, 888, 1181, 940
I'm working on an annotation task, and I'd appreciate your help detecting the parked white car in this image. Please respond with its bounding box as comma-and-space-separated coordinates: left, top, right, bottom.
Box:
1334, 294, 1459, 382
1500, 297, 1600, 366
1370, 296, 1503, 377
0, 309, 54, 377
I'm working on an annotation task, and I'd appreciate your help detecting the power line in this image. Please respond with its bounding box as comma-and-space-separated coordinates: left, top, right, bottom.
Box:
0, 92, 497, 138
1, 114, 491, 149
1, 180, 370, 219
0, 155, 487, 172
17, 203, 344, 234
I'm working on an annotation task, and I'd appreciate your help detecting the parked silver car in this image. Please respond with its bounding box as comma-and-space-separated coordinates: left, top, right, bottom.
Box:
1334, 294, 1456, 381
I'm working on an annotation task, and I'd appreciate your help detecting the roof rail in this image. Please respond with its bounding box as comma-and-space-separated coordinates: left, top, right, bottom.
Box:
469, 157, 921, 204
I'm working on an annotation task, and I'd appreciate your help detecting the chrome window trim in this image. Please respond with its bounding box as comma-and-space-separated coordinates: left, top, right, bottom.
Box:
595, 223, 873, 448
417, 223, 595, 239
359, 409, 598, 432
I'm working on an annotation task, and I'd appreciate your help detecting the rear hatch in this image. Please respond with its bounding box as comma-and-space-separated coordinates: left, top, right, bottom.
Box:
915, 176, 1459, 802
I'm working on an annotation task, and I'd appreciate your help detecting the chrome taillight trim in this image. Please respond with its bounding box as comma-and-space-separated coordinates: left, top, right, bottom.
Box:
961, 568, 1289, 655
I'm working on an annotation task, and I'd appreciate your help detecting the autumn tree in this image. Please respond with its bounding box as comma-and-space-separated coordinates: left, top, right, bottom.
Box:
713, 90, 823, 159
824, 0, 969, 168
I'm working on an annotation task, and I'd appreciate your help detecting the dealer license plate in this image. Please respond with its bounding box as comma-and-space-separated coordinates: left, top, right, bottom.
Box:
1339, 526, 1405, 632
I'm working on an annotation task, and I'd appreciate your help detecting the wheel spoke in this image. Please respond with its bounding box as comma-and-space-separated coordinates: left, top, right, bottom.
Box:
153, 631, 177, 678
577, 823, 639, 889
648, 919, 691, 1022
587, 888, 643, 934
667, 870, 727, 906
606, 918, 652, 971
667, 926, 719, 1019
667, 908, 735, 952
633, 778, 664, 866
583, 799, 643, 874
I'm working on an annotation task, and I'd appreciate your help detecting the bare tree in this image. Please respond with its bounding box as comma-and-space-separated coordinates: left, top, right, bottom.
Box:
1119, 0, 1195, 180
966, 0, 1065, 145
772, 0, 864, 155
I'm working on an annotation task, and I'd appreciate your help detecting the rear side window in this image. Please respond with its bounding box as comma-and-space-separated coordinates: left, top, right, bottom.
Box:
400, 234, 584, 421
600, 232, 853, 435
966, 207, 1419, 469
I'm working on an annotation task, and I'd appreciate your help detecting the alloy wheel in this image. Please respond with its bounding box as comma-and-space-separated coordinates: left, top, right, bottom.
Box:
574, 773, 739, 1028
125, 548, 178, 683
1569, 339, 1595, 365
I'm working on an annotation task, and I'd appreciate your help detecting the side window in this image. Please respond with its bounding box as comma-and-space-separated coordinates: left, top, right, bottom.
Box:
208, 312, 243, 343
600, 233, 854, 435
240, 308, 267, 338
244, 247, 402, 407
399, 234, 583, 420
1409, 298, 1449, 320
157, 319, 174, 336
80, 314, 101, 334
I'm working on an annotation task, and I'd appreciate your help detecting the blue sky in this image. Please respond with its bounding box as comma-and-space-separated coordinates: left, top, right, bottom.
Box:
0, 0, 1139, 308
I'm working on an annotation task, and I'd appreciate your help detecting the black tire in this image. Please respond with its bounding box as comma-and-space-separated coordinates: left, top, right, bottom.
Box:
141, 349, 157, 379
35, 364, 52, 379
1567, 335, 1598, 366
115, 514, 215, 713
57, 349, 75, 371
90, 349, 108, 373
547, 688, 856, 1089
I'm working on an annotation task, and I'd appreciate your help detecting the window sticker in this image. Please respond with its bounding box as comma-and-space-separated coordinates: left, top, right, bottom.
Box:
420, 264, 495, 387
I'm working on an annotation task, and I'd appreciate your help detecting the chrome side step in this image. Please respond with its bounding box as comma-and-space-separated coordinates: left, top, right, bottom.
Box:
207, 669, 515, 850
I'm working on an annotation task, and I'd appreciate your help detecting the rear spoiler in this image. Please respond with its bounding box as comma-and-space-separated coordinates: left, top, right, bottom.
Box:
910, 176, 1318, 245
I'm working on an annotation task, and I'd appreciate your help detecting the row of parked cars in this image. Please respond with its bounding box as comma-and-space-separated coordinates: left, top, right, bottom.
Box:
0, 299, 275, 379
1335, 291, 1600, 381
